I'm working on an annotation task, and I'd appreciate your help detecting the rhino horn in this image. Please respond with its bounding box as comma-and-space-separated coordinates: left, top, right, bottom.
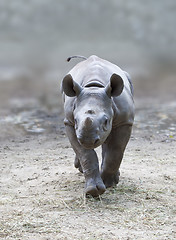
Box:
84, 117, 93, 128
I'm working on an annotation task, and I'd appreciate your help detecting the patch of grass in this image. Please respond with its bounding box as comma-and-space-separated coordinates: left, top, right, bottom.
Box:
120, 185, 139, 193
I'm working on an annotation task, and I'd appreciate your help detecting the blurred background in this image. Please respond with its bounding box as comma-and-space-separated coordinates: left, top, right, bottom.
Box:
0, 0, 176, 136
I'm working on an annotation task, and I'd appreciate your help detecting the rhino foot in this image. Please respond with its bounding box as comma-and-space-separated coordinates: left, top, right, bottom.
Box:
101, 170, 120, 188
85, 176, 106, 197
74, 157, 83, 173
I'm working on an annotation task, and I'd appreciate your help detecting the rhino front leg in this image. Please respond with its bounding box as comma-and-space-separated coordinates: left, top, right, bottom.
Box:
65, 124, 106, 197
101, 125, 132, 188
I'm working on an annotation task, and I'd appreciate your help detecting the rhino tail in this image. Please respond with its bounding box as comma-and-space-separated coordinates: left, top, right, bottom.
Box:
66, 55, 87, 62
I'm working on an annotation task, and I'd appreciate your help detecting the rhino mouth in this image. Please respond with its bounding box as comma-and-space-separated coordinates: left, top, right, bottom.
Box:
77, 137, 101, 149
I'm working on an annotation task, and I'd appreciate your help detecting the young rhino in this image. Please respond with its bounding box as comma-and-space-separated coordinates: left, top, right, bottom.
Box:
61, 55, 134, 197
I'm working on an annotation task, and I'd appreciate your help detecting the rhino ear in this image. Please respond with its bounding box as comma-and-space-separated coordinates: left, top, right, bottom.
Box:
105, 73, 124, 97
62, 74, 83, 97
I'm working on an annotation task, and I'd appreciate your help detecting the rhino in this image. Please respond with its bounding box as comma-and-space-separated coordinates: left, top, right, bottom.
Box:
61, 55, 134, 197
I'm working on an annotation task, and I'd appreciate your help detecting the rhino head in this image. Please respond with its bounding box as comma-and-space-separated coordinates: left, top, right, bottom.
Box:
62, 73, 124, 149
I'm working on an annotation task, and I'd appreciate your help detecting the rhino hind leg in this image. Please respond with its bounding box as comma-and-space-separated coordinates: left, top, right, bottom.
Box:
101, 125, 132, 188
74, 156, 83, 173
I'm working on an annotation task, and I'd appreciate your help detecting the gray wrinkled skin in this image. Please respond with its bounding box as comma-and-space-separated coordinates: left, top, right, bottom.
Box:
61, 55, 134, 197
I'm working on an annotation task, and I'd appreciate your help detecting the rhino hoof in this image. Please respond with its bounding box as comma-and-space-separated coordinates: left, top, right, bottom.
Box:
101, 171, 120, 188
85, 182, 106, 197
85, 186, 106, 198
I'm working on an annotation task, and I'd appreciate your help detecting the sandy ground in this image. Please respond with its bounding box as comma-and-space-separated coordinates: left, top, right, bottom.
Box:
0, 78, 176, 240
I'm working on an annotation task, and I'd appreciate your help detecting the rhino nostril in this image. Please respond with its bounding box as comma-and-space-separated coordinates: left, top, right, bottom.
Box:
94, 137, 100, 145
77, 137, 83, 144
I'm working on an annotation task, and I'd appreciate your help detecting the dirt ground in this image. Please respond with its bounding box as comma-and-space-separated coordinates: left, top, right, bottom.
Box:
0, 78, 176, 240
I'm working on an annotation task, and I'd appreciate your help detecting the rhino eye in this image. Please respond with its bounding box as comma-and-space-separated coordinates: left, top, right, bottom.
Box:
103, 118, 109, 131
104, 119, 108, 126
74, 119, 78, 129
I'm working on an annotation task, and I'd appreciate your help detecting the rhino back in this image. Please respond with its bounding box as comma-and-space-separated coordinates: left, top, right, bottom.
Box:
68, 55, 129, 88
